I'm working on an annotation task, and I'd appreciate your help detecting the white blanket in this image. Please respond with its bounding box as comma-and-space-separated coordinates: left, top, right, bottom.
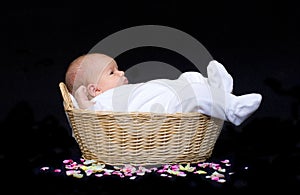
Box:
71, 61, 262, 126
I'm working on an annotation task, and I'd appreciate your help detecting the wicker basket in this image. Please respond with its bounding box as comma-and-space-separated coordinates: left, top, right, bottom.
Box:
59, 82, 223, 166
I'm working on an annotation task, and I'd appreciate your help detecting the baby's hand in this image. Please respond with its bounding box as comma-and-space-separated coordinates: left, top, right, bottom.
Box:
75, 85, 89, 101
74, 85, 94, 109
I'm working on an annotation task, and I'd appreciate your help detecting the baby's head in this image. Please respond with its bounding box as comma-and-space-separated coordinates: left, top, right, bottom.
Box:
65, 53, 128, 98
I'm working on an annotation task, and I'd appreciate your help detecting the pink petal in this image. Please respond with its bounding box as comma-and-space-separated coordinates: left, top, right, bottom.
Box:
54, 169, 61, 173
211, 176, 219, 181
221, 159, 230, 163
63, 159, 73, 164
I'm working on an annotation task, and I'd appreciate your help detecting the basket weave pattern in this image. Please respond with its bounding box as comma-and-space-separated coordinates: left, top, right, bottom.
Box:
59, 82, 223, 166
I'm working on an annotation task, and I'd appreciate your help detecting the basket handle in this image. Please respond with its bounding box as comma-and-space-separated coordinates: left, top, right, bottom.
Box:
59, 82, 74, 110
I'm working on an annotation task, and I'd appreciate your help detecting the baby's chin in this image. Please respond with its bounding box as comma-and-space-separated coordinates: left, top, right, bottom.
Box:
116, 78, 128, 88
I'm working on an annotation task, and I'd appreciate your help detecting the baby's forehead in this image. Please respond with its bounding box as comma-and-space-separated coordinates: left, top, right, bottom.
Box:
89, 54, 116, 67
104, 59, 118, 69
78, 54, 114, 71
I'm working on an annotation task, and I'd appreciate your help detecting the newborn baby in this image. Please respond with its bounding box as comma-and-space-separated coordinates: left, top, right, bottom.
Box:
65, 53, 262, 126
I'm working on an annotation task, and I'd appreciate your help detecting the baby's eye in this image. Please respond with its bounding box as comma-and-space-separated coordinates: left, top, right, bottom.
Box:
110, 71, 114, 75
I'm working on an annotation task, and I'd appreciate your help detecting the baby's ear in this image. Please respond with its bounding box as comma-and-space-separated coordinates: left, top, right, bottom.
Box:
87, 84, 102, 98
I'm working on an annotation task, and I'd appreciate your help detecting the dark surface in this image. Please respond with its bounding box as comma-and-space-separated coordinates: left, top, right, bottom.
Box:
1, 1, 300, 194
1, 111, 299, 194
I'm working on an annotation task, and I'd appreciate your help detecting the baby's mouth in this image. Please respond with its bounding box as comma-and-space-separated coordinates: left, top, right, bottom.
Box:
123, 77, 128, 84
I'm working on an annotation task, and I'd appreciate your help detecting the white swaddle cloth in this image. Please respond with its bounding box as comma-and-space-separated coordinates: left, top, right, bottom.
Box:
73, 61, 262, 126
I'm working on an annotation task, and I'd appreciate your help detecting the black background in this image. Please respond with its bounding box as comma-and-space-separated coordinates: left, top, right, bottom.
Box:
1, 1, 299, 194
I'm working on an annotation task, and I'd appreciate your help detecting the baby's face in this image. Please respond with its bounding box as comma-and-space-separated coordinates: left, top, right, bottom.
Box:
96, 59, 128, 92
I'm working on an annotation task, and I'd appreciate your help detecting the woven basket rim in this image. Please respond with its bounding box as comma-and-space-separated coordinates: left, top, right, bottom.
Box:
67, 108, 211, 117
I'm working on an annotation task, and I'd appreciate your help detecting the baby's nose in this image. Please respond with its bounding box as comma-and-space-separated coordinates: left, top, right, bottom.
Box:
118, 70, 124, 76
